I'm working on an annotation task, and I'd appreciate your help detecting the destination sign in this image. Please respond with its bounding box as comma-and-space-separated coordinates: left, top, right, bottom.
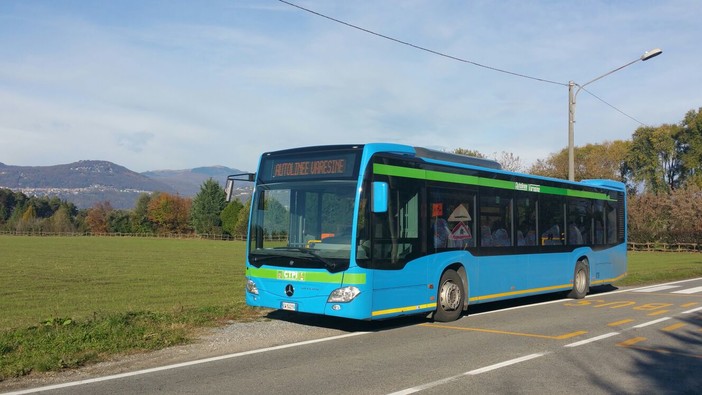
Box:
273, 158, 347, 178
261, 151, 360, 182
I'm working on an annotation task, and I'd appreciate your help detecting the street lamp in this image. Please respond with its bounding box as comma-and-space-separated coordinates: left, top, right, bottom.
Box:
567, 48, 662, 181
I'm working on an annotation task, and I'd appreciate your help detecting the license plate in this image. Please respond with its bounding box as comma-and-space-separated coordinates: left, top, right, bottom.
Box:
281, 302, 297, 311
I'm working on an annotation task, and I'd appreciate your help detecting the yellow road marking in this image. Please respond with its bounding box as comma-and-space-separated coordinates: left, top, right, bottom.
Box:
608, 319, 634, 327
617, 337, 647, 347
662, 322, 686, 332
619, 344, 702, 359
647, 310, 668, 316
419, 323, 587, 340
681, 302, 698, 308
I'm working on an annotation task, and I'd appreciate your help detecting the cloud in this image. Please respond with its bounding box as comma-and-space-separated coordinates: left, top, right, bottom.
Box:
0, 0, 699, 174
115, 131, 154, 153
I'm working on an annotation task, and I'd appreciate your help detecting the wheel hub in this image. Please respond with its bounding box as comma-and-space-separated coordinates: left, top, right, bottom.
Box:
440, 280, 461, 311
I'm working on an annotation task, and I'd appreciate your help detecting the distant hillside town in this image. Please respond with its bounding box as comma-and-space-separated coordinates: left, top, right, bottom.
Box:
0, 160, 252, 209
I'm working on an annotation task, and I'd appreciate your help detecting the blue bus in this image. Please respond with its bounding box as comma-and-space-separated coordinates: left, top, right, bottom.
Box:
231, 143, 626, 322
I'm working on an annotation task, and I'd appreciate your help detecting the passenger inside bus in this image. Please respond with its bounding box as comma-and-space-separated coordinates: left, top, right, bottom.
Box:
491, 220, 510, 247
568, 222, 584, 245
432, 216, 450, 249
541, 224, 562, 245
517, 222, 537, 246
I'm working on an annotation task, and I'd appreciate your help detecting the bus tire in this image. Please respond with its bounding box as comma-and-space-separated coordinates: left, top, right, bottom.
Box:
568, 260, 590, 299
434, 269, 464, 322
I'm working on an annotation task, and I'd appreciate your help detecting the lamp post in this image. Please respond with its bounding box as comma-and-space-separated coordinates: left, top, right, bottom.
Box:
567, 48, 662, 181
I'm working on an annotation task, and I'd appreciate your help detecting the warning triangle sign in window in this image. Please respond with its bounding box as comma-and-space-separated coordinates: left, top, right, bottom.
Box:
448, 204, 471, 222
449, 222, 472, 240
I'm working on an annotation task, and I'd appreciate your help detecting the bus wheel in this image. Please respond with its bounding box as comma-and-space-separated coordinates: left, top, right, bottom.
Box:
568, 260, 590, 299
435, 269, 464, 322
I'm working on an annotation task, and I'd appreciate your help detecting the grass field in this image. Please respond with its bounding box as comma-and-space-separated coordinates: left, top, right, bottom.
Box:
1, 236, 701, 380
0, 236, 253, 330
617, 250, 702, 286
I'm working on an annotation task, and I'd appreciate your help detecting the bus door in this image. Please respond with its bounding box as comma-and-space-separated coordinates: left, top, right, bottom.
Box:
369, 179, 428, 316
474, 191, 530, 297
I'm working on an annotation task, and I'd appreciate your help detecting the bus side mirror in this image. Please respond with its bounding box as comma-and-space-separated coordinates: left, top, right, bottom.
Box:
224, 179, 234, 202
372, 182, 388, 213
225, 173, 255, 202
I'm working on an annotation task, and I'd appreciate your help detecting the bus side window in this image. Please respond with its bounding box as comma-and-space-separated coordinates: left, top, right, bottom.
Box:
479, 192, 512, 247
567, 198, 591, 245
539, 196, 564, 246
429, 188, 476, 251
606, 201, 618, 244
516, 195, 536, 246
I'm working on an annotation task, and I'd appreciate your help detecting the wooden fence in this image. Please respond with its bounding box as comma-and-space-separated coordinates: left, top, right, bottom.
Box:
627, 242, 702, 253
0, 231, 255, 241
2, 231, 700, 252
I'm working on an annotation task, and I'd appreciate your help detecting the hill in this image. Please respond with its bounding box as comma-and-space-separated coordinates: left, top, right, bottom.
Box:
0, 161, 175, 209
0, 160, 256, 209
0, 161, 252, 209
141, 165, 247, 197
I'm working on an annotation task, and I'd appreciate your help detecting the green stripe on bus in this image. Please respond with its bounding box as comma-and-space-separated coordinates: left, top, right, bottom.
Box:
373, 163, 615, 201
246, 267, 366, 285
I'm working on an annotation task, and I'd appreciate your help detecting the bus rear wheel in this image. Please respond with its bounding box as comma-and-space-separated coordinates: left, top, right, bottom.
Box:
568, 260, 590, 299
434, 269, 464, 322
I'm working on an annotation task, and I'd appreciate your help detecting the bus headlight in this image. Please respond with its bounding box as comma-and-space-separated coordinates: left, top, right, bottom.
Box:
246, 279, 259, 295
327, 286, 360, 303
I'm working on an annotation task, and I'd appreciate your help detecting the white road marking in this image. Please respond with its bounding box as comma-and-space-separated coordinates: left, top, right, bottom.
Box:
633, 285, 681, 293
4, 332, 371, 395
564, 332, 620, 348
683, 306, 702, 314
672, 286, 702, 294
387, 353, 547, 395
466, 353, 546, 375
632, 317, 671, 329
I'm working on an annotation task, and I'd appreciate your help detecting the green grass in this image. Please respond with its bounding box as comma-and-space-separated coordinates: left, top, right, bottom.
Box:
0, 236, 254, 329
615, 251, 702, 286
0, 236, 262, 380
1, 236, 701, 380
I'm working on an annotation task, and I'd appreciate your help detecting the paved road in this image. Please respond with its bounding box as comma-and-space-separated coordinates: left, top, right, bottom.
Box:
8, 278, 702, 395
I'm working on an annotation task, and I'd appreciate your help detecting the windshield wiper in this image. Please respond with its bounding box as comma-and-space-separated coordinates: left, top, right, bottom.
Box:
286, 247, 339, 271
251, 248, 340, 271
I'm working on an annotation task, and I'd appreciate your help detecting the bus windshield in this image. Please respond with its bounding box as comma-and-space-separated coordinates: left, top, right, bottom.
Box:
248, 181, 357, 271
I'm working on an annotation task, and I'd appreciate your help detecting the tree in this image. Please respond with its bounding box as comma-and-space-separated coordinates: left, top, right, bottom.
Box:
86, 201, 113, 234
131, 193, 155, 234
530, 151, 567, 180
493, 151, 524, 173
628, 185, 702, 244
530, 141, 630, 183
452, 148, 486, 158
0, 188, 17, 225
625, 124, 682, 194
16, 205, 39, 232
233, 200, 251, 237
263, 198, 289, 236
48, 204, 75, 233
190, 178, 226, 234
679, 107, 702, 187
107, 210, 133, 233
147, 192, 192, 234
221, 199, 244, 236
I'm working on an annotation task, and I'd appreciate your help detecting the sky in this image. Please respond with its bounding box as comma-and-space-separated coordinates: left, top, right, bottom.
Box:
0, 0, 700, 173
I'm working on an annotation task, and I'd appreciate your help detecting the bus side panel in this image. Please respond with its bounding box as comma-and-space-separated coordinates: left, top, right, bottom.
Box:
472, 254, 530, 301
526, 250, 581, 292
591, 244, 627, 285
371, 257, 431, 319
